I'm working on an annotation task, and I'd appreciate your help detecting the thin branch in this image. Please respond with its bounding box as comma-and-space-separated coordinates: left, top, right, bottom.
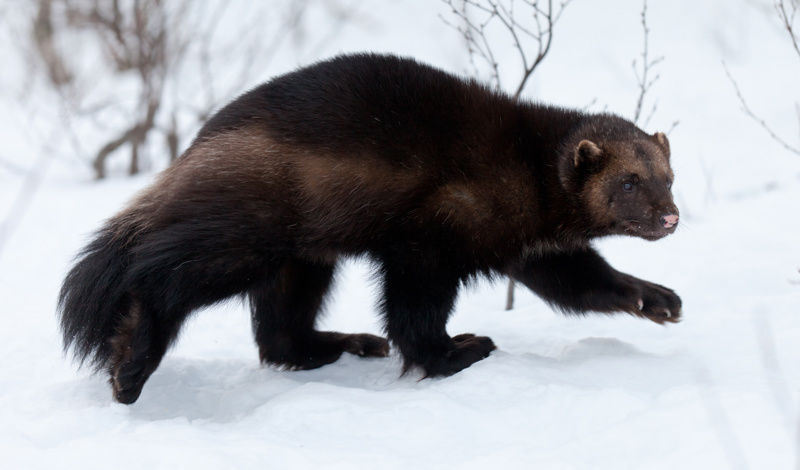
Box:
580, 97, 598, 112
32, 0, 73, 87
665, 120, 680, 136
505, 275, 515, 310
775, 0, 800, 61
441, 0, 572, 96
723, 61, 800, 156
632, 0, 664, 125
92, 125, 141, 179
196, 1, 228, 114
440, 1, 500, 89
22, 1, 359, 178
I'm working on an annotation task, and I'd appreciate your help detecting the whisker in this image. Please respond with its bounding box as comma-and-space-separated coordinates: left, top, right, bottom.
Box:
675, 220, 694, 233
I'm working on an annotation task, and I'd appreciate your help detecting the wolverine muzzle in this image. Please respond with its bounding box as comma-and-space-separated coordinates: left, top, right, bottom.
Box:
660, 214, 679, 229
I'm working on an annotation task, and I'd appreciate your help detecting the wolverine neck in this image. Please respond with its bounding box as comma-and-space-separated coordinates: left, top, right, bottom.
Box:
509, 105, 611, 247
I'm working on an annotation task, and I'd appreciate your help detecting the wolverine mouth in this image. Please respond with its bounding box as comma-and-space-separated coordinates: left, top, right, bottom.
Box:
620, 220, 671, 241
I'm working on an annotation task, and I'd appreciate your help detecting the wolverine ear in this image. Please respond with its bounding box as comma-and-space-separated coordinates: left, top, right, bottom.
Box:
574, 140, 603, 168
654, 132, 670, 154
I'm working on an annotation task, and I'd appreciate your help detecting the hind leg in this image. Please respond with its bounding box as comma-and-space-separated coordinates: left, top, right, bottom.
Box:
380, 257, 496, 377
108, 299, 185, 404
250, 257, 389, 370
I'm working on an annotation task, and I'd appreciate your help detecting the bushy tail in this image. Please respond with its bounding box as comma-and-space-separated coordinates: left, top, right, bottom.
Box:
58, 227, 132, 371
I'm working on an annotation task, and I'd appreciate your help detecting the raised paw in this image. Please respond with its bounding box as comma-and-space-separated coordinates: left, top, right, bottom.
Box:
627, 278, 682, 325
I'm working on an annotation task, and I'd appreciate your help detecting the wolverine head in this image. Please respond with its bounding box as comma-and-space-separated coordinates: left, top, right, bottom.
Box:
561, 122, 679, 241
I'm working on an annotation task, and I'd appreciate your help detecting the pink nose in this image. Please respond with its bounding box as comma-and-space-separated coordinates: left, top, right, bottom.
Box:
661, 214, 679, 229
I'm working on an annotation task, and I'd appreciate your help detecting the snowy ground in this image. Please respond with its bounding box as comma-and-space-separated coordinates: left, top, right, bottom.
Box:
2, 0, 800, 468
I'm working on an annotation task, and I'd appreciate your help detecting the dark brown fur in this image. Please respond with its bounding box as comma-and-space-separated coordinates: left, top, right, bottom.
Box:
59, 53, 681, 404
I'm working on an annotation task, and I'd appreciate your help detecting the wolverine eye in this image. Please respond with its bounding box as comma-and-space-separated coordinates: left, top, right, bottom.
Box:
622, 181, 635, 192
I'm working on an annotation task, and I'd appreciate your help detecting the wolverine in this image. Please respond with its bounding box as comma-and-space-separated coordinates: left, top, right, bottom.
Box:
59, 53, 681, 404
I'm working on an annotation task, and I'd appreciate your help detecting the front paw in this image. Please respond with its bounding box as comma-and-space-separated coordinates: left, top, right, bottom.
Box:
624, 277, 682, 324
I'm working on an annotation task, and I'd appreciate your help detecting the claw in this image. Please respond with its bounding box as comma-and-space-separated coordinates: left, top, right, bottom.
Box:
665, 309, 671, 318
637, 299, 644, 311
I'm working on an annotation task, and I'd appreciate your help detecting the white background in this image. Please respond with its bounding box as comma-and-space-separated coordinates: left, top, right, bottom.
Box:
1, 0, 799, 468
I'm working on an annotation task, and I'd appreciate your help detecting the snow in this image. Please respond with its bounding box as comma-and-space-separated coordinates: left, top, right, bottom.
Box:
2, 0, 800, 468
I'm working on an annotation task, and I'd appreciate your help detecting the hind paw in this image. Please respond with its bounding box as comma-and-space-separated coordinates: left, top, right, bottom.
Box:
343, 333, 390, 358
260, 331, 390, 371
416, 334, 496, 378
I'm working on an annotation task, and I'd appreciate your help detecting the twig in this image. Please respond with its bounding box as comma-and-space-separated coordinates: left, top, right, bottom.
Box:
632, 0, 664, 125
23, 1, 357, 178
775, 0, 800, 61
723, 61, 800, 156
505, 276, 515, 310
441, 0, 572, 95
665, 120, 680, 136
580, 97, 598, 113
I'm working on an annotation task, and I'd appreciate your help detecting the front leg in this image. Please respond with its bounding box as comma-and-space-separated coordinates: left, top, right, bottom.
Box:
509, 246, 681, 324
